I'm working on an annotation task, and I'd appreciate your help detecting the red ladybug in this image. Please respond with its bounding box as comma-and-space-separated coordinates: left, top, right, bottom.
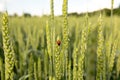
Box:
57, 40, 61, 46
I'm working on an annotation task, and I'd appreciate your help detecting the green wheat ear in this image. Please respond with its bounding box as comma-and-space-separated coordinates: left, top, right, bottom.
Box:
62, 0, 69, 79
55, 36, 61, 80
2, 11, 15, 80
96, 14, 105, 80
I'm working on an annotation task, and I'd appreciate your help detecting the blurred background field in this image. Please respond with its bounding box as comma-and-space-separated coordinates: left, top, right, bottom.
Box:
0, 0, 120, 80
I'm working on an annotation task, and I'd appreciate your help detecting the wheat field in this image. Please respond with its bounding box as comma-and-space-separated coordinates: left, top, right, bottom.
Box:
0, 0, 120, 80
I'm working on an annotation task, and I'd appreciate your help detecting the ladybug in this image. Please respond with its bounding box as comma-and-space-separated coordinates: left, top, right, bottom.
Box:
57, 40, 61, 46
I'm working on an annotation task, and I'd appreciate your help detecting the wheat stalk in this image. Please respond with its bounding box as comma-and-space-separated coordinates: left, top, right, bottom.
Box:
0, 57, 5, 80
28, 53, 34, 80
38, 57, 41, 80
34, 62, 38, 80
117, 53, 120, 78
